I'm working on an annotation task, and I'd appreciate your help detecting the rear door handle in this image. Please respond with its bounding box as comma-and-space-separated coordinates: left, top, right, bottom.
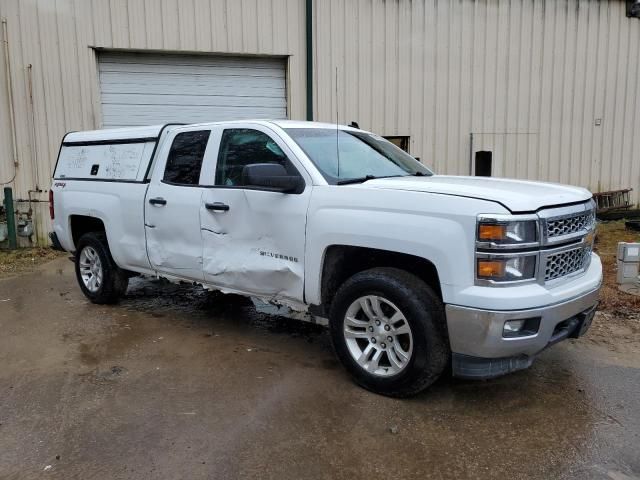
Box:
149, 197, 167, 206
205, 202, 230, 212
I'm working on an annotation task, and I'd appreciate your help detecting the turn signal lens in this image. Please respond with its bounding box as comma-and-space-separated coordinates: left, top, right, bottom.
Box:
477, 255, 537, 282
477, 260, 506, 278
477, 218, 538, 245
478, 224, 506, 241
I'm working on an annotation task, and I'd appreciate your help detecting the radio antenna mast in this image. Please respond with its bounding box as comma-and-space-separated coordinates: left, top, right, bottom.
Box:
335, 66, 340, 177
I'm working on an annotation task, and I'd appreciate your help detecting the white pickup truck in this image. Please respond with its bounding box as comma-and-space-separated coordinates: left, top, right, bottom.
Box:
50, 120, 602, 396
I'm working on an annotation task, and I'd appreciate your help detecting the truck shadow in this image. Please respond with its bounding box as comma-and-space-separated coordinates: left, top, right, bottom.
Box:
120, 275, 333, 353
120, 276, 595, 402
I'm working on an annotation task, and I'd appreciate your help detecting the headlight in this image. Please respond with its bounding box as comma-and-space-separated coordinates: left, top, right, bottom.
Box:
476, 214, 541, 285
476, 254, 537, 283
477, 217, 538, 247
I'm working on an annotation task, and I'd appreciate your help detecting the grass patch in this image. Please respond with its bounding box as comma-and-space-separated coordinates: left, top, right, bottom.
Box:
0, 247, 65, 278
594, 220, 640, 315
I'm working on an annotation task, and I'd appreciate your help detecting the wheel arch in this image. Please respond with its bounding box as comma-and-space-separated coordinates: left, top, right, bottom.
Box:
317, 245, 443, 315
69, 215, 106, 251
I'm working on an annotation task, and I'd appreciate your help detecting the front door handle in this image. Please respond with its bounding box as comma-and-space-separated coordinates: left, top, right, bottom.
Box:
149, 197, 167, 206
205, 202, 230, 212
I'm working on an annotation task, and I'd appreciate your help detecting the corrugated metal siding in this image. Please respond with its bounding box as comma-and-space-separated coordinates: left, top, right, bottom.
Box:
1, 0, 639, 247
0, 0, 306, 244
314, 0, 640, 206
98, 52, 287, 127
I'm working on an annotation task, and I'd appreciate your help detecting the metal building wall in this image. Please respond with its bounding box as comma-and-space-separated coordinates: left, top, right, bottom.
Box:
1, 0, 639, 247
0, 0, 306, 245
313, 0, 640, 206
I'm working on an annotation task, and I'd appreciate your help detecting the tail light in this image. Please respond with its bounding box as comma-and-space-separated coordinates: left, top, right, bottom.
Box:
49, 189, 54, 220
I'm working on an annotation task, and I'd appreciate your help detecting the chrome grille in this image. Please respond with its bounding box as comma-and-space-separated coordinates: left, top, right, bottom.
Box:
545, 209, 595, 240
545, 247, 590, 282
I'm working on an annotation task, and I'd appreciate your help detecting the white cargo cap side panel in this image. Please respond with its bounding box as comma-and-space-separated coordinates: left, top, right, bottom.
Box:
55, 125, 166, 182
55, 142, 155, 181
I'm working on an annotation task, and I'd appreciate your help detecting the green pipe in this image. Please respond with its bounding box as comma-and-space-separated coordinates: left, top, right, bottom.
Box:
305, 0, 313, 121
3, 186, 17, 249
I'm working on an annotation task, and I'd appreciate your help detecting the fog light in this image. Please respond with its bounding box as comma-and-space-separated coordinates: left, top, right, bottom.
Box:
502, 317, 541, 338
503, 319, 526, 334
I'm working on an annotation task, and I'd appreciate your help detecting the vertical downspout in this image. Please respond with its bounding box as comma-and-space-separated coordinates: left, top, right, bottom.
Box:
3, 187, 17, 249
305, 0, 313, 121
1, 18, 18, 186
469, 133, 474, 176
26, 64, 40, 191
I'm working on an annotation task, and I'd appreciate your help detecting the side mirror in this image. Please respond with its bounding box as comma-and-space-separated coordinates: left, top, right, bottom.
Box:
241, 163, 303, 193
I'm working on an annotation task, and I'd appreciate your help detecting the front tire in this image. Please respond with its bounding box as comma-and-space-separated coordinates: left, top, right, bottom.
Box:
329, 268, 449, 397
75, 232, 129, 304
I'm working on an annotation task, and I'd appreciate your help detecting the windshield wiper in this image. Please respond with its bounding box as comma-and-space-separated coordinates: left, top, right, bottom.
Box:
337, 173, 422, 185
336, 174, 380, 185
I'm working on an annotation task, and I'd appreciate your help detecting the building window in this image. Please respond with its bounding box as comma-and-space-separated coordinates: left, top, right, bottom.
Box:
475, 151, 492, 177
163, 130, 211, 185
384, 136, 410, 153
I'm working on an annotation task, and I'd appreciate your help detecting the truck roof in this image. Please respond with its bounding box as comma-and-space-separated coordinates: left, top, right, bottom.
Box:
63, 120, 360, 144
171, 119, 360, 131
64, 125, 168, 144
268, 120, 359, 130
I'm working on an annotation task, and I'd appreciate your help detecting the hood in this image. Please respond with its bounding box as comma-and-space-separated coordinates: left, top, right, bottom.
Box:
361, 175, 593, 212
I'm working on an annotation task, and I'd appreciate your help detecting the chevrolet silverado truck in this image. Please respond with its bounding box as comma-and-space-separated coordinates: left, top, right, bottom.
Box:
50, 120, 602, 397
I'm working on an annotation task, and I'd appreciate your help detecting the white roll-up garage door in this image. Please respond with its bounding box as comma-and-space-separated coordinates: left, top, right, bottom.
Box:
98, 52, 287, 128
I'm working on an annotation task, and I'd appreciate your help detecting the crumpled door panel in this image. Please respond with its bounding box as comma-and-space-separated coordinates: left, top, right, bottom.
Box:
200, 188, 309, 302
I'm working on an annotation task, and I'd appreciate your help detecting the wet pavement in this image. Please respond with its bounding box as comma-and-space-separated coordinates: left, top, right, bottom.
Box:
0, 257, 639, 480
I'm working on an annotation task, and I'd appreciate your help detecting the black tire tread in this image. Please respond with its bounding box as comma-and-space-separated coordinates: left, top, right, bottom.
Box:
74, 232, 128, 304
329, 267, 449, 397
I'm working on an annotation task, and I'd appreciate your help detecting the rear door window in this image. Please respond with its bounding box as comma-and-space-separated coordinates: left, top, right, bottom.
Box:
163, 130, 211, 185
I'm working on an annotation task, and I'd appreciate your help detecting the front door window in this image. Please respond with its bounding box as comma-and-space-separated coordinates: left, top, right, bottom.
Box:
214, 128, 299, 186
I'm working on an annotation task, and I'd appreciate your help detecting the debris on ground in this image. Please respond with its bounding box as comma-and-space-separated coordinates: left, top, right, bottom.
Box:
619, 283, 640, 297
0, 248, 65, 278
625, 220, 640, 232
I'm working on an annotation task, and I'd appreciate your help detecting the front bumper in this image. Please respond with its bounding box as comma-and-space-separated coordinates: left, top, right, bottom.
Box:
446, 286, 600, 379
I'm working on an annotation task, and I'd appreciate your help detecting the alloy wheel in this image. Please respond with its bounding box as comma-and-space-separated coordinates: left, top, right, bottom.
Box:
79, 246, 103, 293
343, 295, 414, 377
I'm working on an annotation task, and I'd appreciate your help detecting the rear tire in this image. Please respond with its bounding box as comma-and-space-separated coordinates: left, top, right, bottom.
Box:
75, 232, 129, 304
329, 267, 449, 397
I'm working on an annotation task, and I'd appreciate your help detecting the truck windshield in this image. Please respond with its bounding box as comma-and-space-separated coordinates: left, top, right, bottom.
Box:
284, 128, 433, 184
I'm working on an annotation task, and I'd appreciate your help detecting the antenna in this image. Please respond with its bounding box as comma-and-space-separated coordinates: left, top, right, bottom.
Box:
335, 66, 340, 177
